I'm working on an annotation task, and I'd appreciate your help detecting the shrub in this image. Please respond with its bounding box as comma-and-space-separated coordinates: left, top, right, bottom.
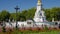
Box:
2, 26, 6, 32
44, 25, 48, 30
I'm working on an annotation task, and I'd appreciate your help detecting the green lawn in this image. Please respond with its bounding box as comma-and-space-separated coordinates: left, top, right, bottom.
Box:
0, 30, 60, 34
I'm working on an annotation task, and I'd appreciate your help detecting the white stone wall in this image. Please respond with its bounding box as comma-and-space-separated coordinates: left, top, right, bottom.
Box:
4, 22, 52, 28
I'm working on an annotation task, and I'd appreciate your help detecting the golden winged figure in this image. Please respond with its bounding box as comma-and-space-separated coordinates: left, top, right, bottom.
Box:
38, 0, 41, 3
38, 0, 41, 5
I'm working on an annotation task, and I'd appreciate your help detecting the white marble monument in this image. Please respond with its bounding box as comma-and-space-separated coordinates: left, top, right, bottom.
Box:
34, 0, 46, 22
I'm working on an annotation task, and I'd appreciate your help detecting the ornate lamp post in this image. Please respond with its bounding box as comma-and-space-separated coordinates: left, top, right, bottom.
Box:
14, 5, 20, 29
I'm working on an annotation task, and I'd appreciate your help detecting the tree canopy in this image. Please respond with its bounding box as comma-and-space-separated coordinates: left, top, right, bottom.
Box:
0, 7, 60, 22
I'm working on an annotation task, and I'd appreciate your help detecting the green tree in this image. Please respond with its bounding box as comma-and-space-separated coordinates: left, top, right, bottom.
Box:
9, 13, 16, 21
0, 10, 10, 21
45, 9, 51, 21
20, 10, 27, 21
45, 7, 60, 21
26, 7, 36, 19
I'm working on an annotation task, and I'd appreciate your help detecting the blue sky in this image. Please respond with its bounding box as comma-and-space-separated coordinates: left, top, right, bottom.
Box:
0, 0, 60, 13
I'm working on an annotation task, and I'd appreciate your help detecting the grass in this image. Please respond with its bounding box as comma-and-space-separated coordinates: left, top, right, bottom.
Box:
0, 27, 60, 34
0, 29, 60, 34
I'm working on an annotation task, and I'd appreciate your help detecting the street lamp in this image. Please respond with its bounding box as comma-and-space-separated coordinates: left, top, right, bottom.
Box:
14, 5, 20, 29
